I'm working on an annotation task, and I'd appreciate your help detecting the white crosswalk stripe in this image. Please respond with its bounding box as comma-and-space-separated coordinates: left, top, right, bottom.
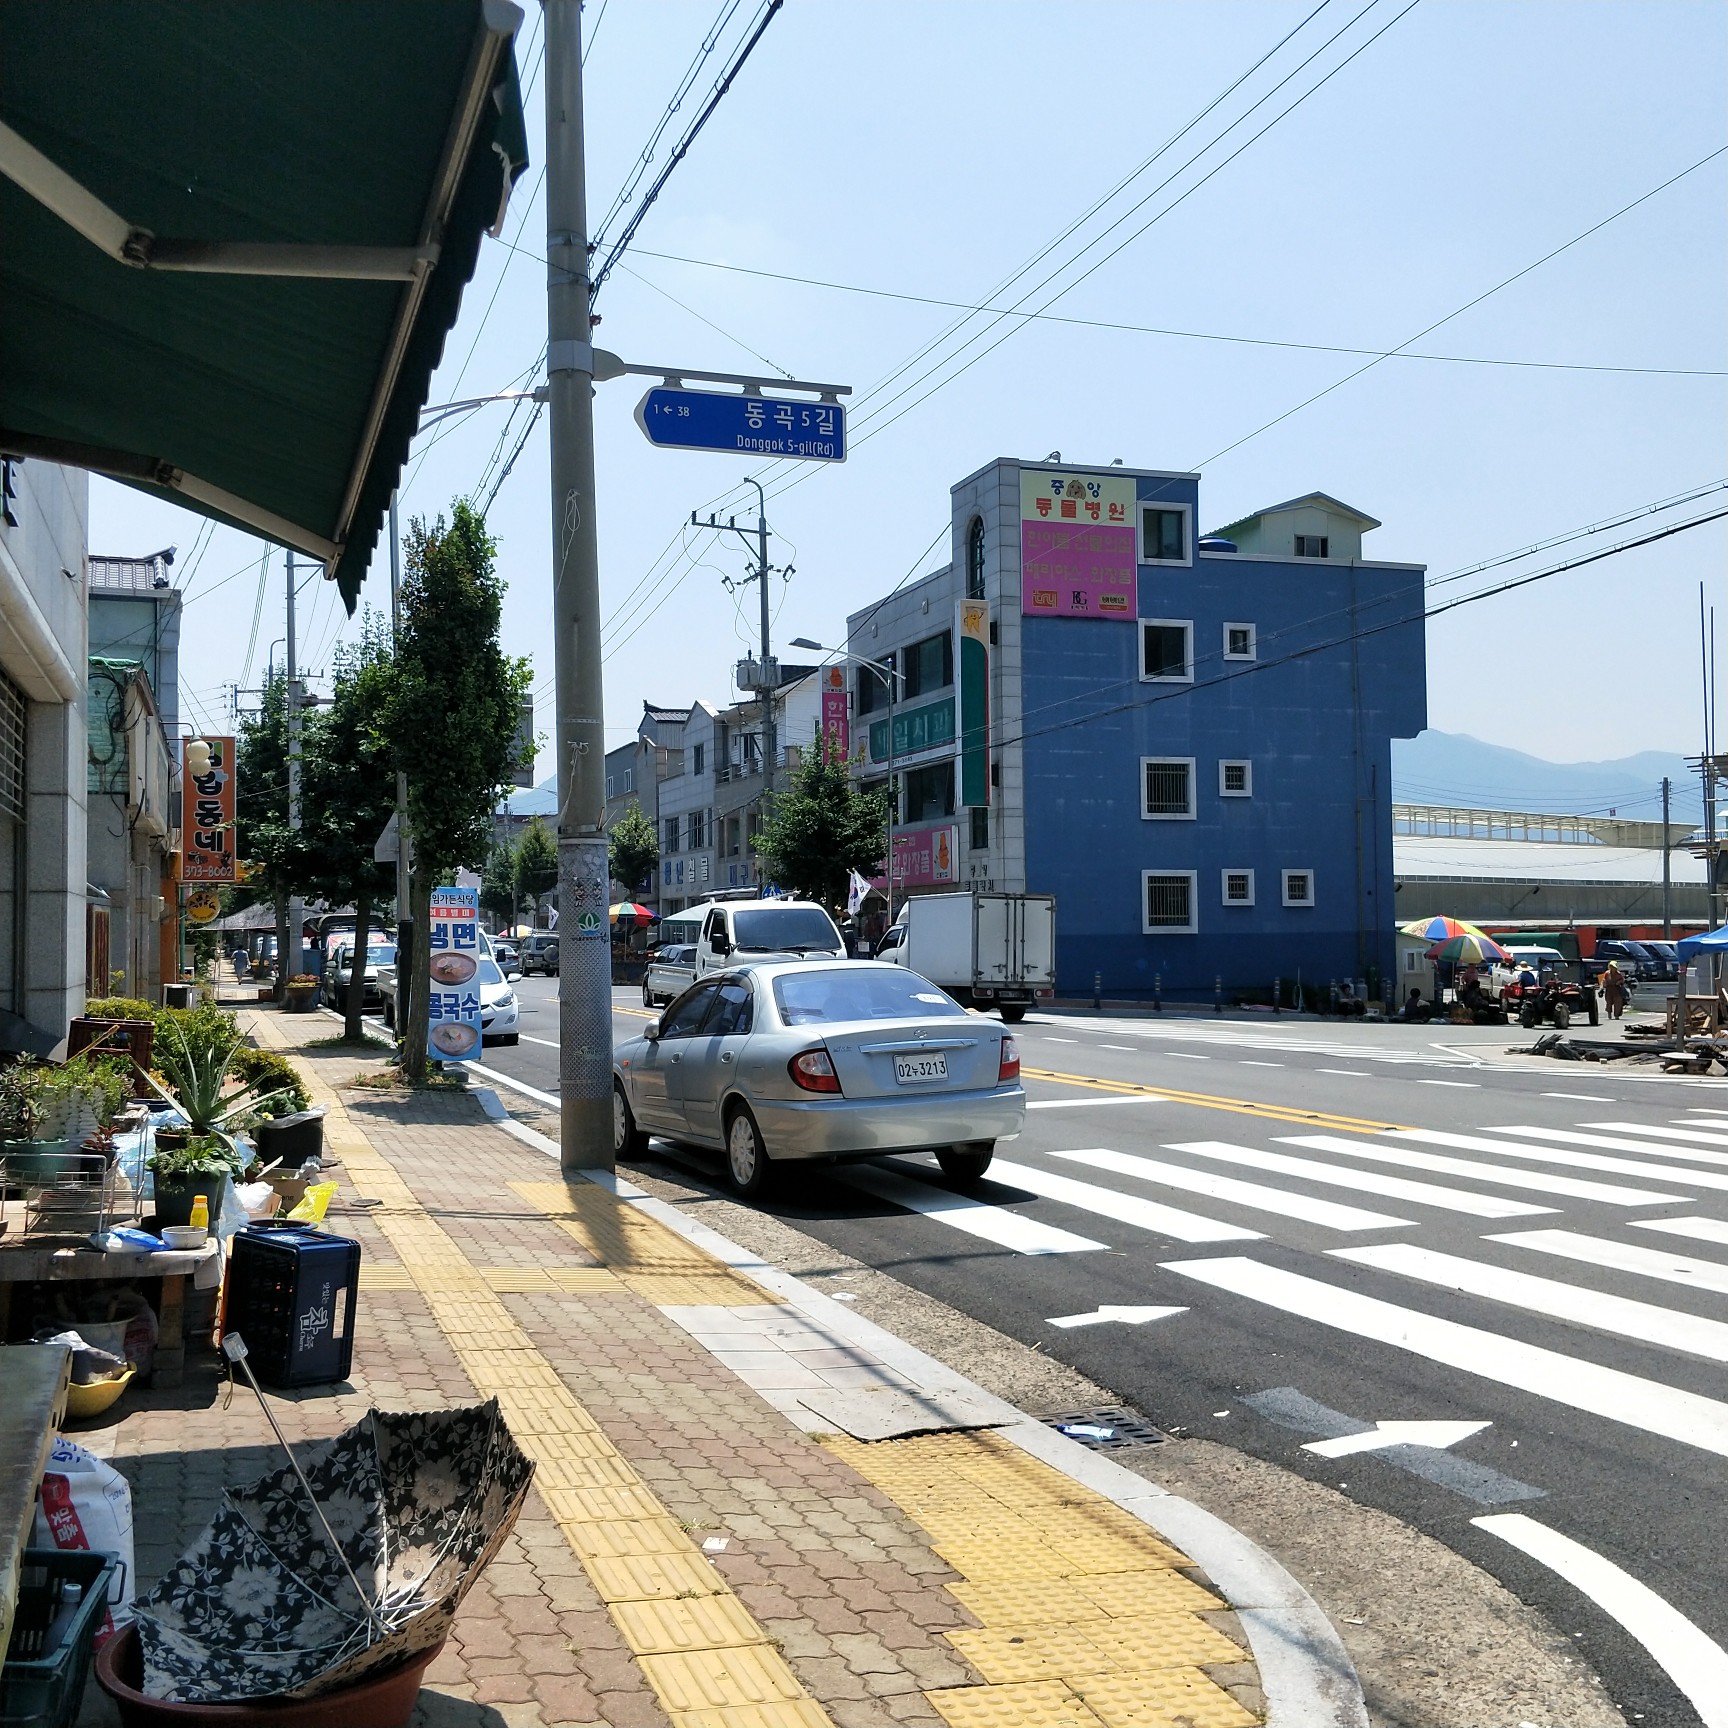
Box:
838, 1164, 1108, 1255
1329, 1242, 1728, 1363
1489, 1228, 1728, 1298
1633, 1217, 1728, 1248
985, 1158, 1266, 1243
1589, 1120, 1728, 1147
1157, 1140, 1553, 1219
1279, 1134, 1688, 1207
1389, 1127, 1728, 1192
1481, 1125, 1728, 1169
1046, 1146, 1413, 1231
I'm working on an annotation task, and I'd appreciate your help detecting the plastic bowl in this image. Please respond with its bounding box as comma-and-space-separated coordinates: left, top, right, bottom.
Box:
160, 1225, 208, 1250
66, 1366, 135, 1419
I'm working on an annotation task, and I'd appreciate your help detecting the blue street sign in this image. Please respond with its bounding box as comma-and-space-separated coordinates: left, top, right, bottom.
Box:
634, 386, 846, 462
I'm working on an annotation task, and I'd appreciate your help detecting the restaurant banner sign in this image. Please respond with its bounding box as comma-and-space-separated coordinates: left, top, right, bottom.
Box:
426, 885, 483, 1063
181, 736, 236, 883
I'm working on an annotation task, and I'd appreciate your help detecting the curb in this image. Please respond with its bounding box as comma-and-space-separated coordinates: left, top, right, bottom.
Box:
484, 1098, 1370, 1728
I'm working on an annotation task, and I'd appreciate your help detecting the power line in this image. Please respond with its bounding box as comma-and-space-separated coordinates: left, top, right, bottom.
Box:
1195, 140, 1728, 467
238, 548, 270, 689
616, 260, 795, 379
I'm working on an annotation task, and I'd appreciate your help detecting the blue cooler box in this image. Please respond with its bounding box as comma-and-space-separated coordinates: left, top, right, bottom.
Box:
227, 1224, 361, 1387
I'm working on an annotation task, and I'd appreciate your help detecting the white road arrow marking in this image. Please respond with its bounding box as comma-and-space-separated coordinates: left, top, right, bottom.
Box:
1047, 1305, 1189, 1329
1305, 1419, 1491, 1458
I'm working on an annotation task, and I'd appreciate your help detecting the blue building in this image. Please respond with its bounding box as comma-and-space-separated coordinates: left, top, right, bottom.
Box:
844, 458, 1427, 1002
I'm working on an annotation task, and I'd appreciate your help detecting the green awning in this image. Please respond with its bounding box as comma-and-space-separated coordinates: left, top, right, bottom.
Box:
0, 1, 529, 610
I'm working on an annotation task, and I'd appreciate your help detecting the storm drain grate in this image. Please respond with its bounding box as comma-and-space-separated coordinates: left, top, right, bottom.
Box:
1040, 1406, 1169, 1450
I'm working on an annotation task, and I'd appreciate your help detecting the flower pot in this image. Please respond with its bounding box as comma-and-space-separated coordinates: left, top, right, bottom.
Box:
1, 1136, 69, 1182
95, 1625, 446, 1728
151, 1171, 229, 1229
284, 987, 319, 1015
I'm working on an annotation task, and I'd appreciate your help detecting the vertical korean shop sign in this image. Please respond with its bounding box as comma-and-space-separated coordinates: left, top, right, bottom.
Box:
957, 601, 989, 807
820, 665, 849, 760
1020, 470, 1137, 620
426, 886, 483, 1063
181, 737, 236, 882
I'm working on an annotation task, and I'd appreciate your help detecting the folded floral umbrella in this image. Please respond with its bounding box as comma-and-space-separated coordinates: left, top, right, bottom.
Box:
133, 1401, 533, 1702
1400, 915, 1488, 941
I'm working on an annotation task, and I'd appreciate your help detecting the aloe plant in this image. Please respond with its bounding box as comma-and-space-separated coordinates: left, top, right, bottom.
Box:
146, 1004, 293, 1136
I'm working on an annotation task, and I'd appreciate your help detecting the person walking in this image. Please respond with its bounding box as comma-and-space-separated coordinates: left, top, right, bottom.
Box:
1601, 960, 1630, 1020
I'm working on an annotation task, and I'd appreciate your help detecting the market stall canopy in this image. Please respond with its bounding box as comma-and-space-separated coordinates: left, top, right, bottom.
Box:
1677, 925, 1728, 962
0, 1, 528, 610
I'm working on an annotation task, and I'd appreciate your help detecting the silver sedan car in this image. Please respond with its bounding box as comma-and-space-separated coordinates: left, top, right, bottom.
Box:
612, 960, 1025, 1195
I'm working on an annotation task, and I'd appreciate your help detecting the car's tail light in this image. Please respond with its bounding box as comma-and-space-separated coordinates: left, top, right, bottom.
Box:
998, 1035, 1020, 1083
789, 1048, 843, 1094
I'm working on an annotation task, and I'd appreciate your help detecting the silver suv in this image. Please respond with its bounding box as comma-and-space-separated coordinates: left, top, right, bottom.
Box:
521, 933, 560, 975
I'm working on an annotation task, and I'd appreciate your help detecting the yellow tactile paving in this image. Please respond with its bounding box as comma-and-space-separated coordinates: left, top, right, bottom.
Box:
510, 1179, 781, 1305
244, 1021, 838, 1728
358, 1263, 624, 1294
823, 1431, 1255, 1728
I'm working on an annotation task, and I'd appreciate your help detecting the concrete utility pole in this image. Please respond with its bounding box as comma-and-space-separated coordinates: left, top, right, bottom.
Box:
545, 0, 612, 1170
388, 493, 415, 1028
285, 547, 304, 982
750, 479, 775, 803
1662, 774, 1672, 938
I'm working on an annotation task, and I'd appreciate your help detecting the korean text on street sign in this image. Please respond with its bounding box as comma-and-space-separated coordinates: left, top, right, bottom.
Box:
181, 736, 237, 883
635, 386, 846, 462
426, 886, 483, 1064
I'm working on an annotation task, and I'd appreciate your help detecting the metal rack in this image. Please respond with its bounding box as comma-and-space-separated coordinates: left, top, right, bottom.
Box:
0, 1145, 137, 1239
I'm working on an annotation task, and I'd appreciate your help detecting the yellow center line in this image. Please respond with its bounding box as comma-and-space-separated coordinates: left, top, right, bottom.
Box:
1021, 1066, 1409, 1135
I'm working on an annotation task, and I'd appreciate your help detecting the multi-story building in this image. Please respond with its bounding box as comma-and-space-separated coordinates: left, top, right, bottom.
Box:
844, 458, 1426, 1002
0, 456, 89, 1048
88, 550, 183, 740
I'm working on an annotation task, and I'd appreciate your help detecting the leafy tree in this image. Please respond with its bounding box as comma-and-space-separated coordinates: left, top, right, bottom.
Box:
481, 836, 518, 927
298, 612, 398, 1039
608, 801, 658, 898
513, 818, 559, 924
752, 745, 887, 913
381, 502, 532, 1080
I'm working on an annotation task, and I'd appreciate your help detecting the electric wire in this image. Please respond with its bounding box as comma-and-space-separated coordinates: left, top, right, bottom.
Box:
238, 549, 271, 690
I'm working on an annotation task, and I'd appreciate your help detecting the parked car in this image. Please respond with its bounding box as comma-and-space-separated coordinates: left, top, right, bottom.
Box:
375, 948, 521, 1044
685, 899, 845, 982
321, 940, 396, 1011
1592, 939, 1661, 982
520, 933, 560, 975
611, 960, 1025, 1196
492, 938, 519, 969
643, 944, 698, 1008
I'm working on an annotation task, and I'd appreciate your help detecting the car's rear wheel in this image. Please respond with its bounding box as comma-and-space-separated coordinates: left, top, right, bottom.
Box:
642, 981, 654, 1007
1553, 1002, 1571, 1030
1519, 1004, 1538, 1029
1588, 1000, 1600, 1026
613, 1081, 647, 1160
937, 1141, 995, 1185
725, 1105, 772, 1197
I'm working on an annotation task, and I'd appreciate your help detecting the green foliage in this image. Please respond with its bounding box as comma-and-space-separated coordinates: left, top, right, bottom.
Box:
148, 1134, 242, 1180
148, 1003, 293, 1132
0, 1053, 131, 1139
752, 748, 888, 913
233, 673, 304, 908
227, 1047, 312, 1118
481, 836, 517, 923
83, 997, 159, 1025
608, 801, 658, 897
514, 818, 558, 913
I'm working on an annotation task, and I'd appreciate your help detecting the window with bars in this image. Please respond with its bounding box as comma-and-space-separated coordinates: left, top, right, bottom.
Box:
1142, 871, 1196, 933
0, 672, 24, 824
1283, 869, 1315, 907
1141, 758, 1194, 819
1221, 870, 1254, 906
1219, 759, 1252, 797
1140, 621, 1192, 682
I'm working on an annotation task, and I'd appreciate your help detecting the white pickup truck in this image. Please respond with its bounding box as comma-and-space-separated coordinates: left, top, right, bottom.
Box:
682, 899, 846, 980
876, 891, 1055, 1022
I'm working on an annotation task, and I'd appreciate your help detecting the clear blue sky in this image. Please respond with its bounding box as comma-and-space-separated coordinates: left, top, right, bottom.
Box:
92, 0, 1727, 775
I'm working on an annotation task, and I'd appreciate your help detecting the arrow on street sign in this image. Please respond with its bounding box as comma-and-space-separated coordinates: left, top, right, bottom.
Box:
1304, 1419, 1491, 1458
1047, 1305, 1189, 1330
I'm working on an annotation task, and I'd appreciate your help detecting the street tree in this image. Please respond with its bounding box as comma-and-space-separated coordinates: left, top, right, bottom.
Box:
481, 836, 518, 929
608, 801, 658, 899
297, 611, 398, 1040
382, 502, 532, 1080
752, 744, 887, 913
514, 818, 559, 925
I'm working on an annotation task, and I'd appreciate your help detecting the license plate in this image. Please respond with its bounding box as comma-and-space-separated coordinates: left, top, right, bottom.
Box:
893, 1052, 948, 1084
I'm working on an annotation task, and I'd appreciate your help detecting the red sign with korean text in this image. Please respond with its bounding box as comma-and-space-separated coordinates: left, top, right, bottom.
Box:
180, 736, 237, 883
820, 666, 849, 761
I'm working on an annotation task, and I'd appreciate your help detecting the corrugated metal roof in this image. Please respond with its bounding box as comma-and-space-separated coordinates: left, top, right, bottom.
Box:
1395, 835, 1706, 886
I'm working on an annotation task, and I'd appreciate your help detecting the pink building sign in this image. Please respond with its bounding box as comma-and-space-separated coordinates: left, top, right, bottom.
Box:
1020, 469, 1138, 621
820, 666, 849, 759
869, 825, 959, 893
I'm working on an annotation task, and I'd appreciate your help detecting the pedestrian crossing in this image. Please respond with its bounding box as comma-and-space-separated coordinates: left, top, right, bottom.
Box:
835, 1109, 1728, 1464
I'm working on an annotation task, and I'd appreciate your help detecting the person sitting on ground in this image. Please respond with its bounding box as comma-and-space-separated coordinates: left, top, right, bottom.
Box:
1401, 987, 1432, 1023
1458, 973, 1502, 1024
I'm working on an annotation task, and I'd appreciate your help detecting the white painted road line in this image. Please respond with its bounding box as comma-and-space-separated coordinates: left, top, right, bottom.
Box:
1026, 1096, 1166, 1110
1633, 1216, 1728, 1248
985, 1158, 1265, 1244
1164, 1051, 1210, 1060
1050, 1146, 1412, 1232
1239, 1060, 1284, 1068
1392, 1127, 1728, 1193
1416, 1079, 1479, 1088
1593, 1120, 1728, 1147
1473, 1514, 1728, 1728
520, 1034, 560, 1048
1541, 1093, 1615, 1103
1331, 1242, 1728, 1364
840, 1164, 1109, 1255
465, 1060, 561, 1109
1317, 1069, 1369, 1077
1100, 1044, 1137, 1052
1490, 1228, 1728, 1299
1043, 1037, 1079, 1044
1281, 1135, 1687, 1208
1482, 1125, 1728, 1171
1161, 1140, 1552, 1220
1160, 1256, 1728, 1459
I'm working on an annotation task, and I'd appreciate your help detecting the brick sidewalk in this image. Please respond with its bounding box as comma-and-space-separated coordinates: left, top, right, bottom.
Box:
72, 1013, 1264, 1728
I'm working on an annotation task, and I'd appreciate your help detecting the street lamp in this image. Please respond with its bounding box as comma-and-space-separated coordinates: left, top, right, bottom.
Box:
791, 637, 904, 923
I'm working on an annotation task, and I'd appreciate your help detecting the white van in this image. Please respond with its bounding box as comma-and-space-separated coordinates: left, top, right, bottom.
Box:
689, 899, 845, 979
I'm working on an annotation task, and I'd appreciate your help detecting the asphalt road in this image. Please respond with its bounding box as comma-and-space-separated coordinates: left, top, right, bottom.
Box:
473, 973, 1728, 1727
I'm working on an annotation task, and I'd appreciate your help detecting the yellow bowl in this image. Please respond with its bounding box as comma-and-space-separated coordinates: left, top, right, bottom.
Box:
65, 1366, 135, 1420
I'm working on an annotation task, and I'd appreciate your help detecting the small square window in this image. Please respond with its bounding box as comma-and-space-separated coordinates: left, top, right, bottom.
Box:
1143, 871, 1197, 934
1224, 622, 1256, 660
1141, 620, 1192, 682
1141, 757, 1195, 819
1140, 506, 1189, 564
1219, 760, 1252, 797
969, 805, 989, 850
1294, 535, 1329, 559
1283, 869, 1315, 907
1222, 869, 1255, 906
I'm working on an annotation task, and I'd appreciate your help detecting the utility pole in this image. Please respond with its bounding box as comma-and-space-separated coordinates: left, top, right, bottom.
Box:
388, 493, 415, 1031
1662, 774, 1673, 938
285, 548, 304, 983
546, 0, 612, 1170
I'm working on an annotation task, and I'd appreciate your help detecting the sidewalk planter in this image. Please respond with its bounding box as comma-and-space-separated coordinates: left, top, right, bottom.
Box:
283, 985, 318, 1014
95, 1628, 445, 1728
68, 1015, 155, 1086
251, 1109, 324, 1170
150, 1172, 229, 1230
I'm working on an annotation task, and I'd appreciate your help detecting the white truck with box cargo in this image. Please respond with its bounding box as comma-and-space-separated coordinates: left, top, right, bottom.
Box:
875, 891, 1055, 1021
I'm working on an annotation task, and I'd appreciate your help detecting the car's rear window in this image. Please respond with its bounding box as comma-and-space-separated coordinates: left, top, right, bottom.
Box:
773, 968, 965, 1026
733, 907, 840, 952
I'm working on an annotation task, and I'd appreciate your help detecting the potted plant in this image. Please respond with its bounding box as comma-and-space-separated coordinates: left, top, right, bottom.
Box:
147, 1133, 241, 1227
285, 973, 321, 1012
0, 1061, 66, 1180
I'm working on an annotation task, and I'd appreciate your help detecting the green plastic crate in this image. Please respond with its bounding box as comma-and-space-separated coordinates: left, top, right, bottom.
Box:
0, 1549, 119, 1728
